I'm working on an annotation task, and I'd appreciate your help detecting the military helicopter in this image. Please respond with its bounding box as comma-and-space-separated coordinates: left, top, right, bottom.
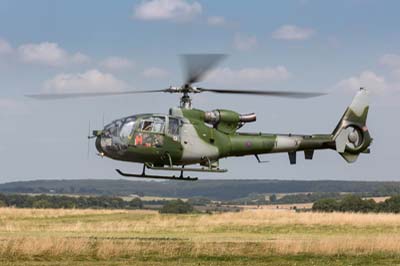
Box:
27, 54, 372, 181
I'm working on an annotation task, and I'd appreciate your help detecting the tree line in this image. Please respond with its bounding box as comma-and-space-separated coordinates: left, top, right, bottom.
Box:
312, 195, 400, 213
0, 193, 143, 209
2, 179, 400, 201
0, 193, 199, 214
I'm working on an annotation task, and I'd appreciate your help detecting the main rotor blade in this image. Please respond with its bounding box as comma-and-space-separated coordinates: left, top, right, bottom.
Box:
181, 54, 227, 85
198, 88, 326, 99
25, 89, 167, 100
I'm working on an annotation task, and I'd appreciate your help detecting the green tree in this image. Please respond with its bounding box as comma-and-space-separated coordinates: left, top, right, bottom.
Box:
312, 198, 339, 212
32, 199, 52, 209
379, 195, 400, 213
269, 194, 277, 203
159, 199, 193, 214
339, 195, 376, 213
129, 198, 143, 209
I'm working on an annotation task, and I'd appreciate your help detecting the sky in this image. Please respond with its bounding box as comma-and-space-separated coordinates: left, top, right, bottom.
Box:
0, 0, 399, 182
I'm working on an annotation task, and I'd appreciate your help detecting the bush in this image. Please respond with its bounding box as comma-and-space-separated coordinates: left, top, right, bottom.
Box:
339, 195, 377, 213
32, 199, 52, 209
378, 195, 400, 213
312, 198, 339, 212
159, 199, 193, 214
312, 194, 384, 213
129, 198, 143, 209
269, 194, 277, 202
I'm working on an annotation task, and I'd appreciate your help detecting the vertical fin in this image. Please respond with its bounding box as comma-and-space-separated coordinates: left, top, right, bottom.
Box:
332, 88, 372, 163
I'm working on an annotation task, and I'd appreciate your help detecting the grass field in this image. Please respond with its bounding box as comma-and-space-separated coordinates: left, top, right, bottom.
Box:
1, 208, 400, 265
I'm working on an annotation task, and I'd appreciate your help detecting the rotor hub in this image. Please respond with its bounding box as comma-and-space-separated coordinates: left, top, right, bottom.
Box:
164, 85, 201, 109
180, 92, 192, 109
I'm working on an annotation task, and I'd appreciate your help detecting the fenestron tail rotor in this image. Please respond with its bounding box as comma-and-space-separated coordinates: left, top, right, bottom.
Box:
25, 54, 327, 106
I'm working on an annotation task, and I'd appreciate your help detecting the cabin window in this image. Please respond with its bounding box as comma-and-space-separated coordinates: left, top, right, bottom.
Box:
141, 120, 153, 131
140, 116, 165, 133
168, 117, 180, 137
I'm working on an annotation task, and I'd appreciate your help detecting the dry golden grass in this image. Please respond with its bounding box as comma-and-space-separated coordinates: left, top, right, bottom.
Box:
198, 208, 400, 226
0, 207, 136, 218
0, 207, 400, 260
237, 203, 314, 210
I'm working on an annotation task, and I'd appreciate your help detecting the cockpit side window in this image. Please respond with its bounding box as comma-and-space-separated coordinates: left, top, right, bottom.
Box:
104, 116, 137, 138
104, 120, 122, 137
120, 121, 135, 140
139, 116, 165, 133
141, 120, 153, 131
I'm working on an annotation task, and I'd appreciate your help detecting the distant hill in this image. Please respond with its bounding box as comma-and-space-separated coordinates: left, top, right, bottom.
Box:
1, 179, 399, 201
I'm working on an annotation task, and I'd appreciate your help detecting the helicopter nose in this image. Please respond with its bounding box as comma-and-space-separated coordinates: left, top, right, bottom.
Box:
95, 136, 105, 156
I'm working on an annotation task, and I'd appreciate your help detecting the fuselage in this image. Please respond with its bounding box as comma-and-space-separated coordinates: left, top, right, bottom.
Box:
95, 107, 335, 167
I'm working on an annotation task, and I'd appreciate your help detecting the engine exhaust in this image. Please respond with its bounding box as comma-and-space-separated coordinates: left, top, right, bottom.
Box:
239, 113, 256, 123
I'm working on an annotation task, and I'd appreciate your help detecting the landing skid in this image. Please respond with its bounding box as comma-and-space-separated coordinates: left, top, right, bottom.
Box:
145, 163, 227, 173
116, 165, 198, 181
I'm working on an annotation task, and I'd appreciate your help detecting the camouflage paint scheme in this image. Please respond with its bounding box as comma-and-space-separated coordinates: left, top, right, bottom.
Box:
95, 89, 372, 169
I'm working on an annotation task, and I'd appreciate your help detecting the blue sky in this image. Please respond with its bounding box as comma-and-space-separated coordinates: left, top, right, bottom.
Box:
0, 0, 399, 182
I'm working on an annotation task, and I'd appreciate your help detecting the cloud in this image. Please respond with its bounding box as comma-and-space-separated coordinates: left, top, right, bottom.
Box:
18, 42, 90, 67
134, 0, 202, 22
233, 33, 258, 51
208, 66, 291, 85
142, 67, 169, 78
100, 56, 134, 70
207, 16, 226, 26
43, 69, 125, 93
334, 71, 387, 95
378, 54, 400, 83
70, 52, 90, 64
392, 69, 400, 80
0, 39, 13, 55
380, 54, 400, 69
101, 57, 134, 70
272, 25, 315, 40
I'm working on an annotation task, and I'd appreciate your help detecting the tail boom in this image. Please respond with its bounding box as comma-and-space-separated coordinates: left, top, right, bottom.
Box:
225, 88, 372, 164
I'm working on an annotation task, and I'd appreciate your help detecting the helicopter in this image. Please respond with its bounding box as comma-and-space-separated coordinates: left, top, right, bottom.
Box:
27, 54, 372, 181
